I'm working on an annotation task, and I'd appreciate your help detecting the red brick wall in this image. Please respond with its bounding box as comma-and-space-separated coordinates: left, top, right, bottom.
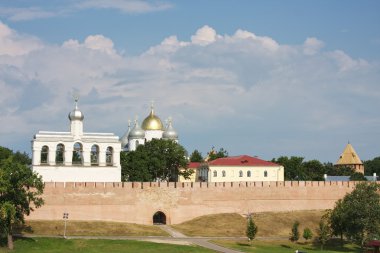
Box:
28, 181, 373, 225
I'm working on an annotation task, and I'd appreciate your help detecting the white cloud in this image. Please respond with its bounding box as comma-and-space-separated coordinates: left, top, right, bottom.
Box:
303, 37, 324, 55
0, 23, 379, 162
0, 21, 42, 56
329, 50, 369, 72
232, 29, 279, 51
191, 25, 220, 46
84, 35, 117, 55
63, 35, 118, 57
0, 7, 57, 21
0, 0, 172, 21
75, 0, 172, 13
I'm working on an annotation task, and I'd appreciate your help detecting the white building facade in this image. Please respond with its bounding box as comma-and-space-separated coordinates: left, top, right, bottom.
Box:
32, 100, 121, 182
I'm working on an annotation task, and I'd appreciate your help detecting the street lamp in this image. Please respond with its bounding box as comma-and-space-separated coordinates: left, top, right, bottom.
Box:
63, 212, 69, 238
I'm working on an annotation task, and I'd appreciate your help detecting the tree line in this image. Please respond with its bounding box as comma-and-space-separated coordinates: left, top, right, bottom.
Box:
271, 156, 379, 181
121, 140, 380, 182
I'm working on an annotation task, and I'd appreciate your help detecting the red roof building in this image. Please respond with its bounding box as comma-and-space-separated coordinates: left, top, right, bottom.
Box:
208, 155, 279, 167
179, 155, 284, 183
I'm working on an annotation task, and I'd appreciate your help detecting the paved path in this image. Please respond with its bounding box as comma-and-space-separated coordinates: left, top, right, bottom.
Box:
157, 225, 187, 238
189, 238, 243, 253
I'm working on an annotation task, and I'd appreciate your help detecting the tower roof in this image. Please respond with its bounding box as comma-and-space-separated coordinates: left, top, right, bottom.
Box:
335, 143, 363, 165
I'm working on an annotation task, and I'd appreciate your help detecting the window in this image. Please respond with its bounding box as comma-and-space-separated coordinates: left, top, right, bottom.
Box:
41, 145, 49, 164
55, 144, 65, 164
213, 170, 217, 177
106, 146, 113, 166
135, 140, 139, 147
264, 170, 268, 177
239, 170, 243, 177
90, 145, 99, 165
247, 171, 251, 177
72, 142, 83, 165
222, 170, 226, 177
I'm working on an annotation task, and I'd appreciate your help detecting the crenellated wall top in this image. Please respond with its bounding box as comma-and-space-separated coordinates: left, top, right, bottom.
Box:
43, 180, 378, 189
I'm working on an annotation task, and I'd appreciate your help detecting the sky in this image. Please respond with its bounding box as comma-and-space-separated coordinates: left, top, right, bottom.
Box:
0, 0, 379, 163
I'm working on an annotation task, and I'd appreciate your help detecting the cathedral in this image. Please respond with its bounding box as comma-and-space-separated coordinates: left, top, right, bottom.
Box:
120, 104, 179, 151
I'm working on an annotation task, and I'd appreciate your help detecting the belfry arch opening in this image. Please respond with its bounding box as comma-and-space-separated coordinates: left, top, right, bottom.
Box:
153, 211, 166, 225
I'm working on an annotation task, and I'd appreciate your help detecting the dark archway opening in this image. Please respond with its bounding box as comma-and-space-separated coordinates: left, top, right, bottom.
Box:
153, 211, 166, 225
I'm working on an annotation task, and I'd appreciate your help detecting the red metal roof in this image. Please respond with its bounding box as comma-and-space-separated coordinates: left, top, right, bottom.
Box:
208, 155, 279, 167
188, 162, 201, 168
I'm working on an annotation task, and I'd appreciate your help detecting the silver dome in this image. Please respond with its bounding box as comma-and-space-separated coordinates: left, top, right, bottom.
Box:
68, 102, 84, 121
162, 119, 178, 140
128, 120, 145, 139
120, 120, 131, 148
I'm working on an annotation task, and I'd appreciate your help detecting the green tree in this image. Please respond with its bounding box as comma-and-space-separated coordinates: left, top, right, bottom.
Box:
349, 172, 367, 181
318, 218, 331, 250
121, 139, 191, 182
364, 157, 380, 176
272, 156, 304, 181
0, 155, 44, 249
0, 147, 31, 166
0, 147, 12, 162
206, 147, 228, 161
12, 151, 32, 165
190, 149, 203, 162
0, 202, 16, 250
336, 183, 380, 247
324, 163, 355, 176
246, 215, 258, 244
328, 200, 346, 245
302, 227, 313, 242
303, 160, 325, 181
289, 220, 300, 242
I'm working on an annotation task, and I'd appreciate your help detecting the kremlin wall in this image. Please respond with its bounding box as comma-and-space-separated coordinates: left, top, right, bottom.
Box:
27, 180, 375, 225
28, 101, 376, 225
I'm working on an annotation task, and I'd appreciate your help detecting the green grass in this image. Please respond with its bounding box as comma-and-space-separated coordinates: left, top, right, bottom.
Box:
212, 239, 361, 253
0, 237, 215, 253
19, 220, 167, 236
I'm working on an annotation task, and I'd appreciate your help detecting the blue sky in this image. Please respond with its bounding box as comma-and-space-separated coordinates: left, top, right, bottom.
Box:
0, 0, 379, 163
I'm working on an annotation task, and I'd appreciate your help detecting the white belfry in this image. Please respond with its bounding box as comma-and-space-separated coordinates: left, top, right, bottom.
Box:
32, 98, 121, 182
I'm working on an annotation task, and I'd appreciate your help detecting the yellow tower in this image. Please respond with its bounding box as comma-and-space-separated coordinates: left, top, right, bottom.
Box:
335, 143, 364, 174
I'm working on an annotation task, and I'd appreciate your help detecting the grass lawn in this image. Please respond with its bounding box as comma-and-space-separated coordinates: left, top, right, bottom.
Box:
20, 220, 167, 237
172, 213, 246, 237
0, 237, 215, 253
172, 210, 325, 237
212, 239, 361, 253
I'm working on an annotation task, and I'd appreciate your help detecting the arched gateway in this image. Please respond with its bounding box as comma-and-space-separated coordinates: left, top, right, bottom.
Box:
153, 211, 166, 224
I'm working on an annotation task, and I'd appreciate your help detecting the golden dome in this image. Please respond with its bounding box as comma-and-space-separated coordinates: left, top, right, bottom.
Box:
142, 107, 164, 130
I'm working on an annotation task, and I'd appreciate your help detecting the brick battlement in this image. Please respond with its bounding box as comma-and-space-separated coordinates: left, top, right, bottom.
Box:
30, 181, 378, 225
44, 180, 367, 189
